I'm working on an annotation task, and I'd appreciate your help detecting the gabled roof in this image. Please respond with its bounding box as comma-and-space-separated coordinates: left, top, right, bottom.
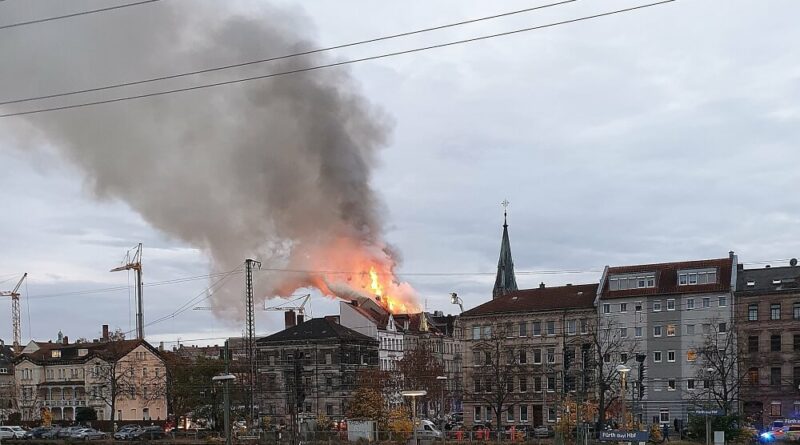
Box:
257, 317, 377, 344
600, 257, 733, 300
392, 312, 444, 335
0, 343, 14, 365
736, 264, 800, 295
15, 339, 156, 365
462, 284, 597, 317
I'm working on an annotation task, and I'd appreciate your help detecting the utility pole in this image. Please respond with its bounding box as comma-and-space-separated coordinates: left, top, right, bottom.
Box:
110, 243, 144, 339
245, 258, 261, 426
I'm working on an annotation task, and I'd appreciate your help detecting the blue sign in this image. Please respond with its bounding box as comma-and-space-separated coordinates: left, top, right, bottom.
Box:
599, 430, 650, 442
691, 409, 723, 416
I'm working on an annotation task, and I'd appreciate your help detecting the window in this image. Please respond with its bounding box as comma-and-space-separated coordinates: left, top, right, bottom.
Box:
794, 302, 800, 320
603, 353, 611, 363
472, 326, 481, 340
519, 377, 527, 392
142, 368, 148, 378
519, 350, 527, 364
485, 351, 492, 365
654, 326, 662, 337
749, 304, 758, 321
678, 269, 717, 285
771, 367, 781, 386
507, 406, 514, 422
771, 304, 781, 320
474, 378, 482, 393
566, 320, 576, 335
326, 404, 334, 416
548, 407, 557, 422
620, 328, 628, 338
687, 298, 695, 310
795, 334, 800, 352
635, 302, 643, 312
703, 297, 711, 308
580, 319, 588, 334
718, 323, 727, 334
474, 406, 482, 421
654, 351, 662, 362
483, 326, 492, 338
635, 327, 643, 338
520, 405, 528, 422
668, 379, 676, 391
547, 375, 556, 391
547, 348, 555, 364
532, 322, 541, 336
534, 376, 542, 392
703, 379, 710, 389
687, 324, 695, 335
747, 368, 759, 385
749, 335, 759, 353
519, 322, 527, 337
719, 296, 727, 307
770, 402, 782, 417
533, 349, 542, 364
609, 273, 656, 290
660, 410, 670, 423
546, 321, 555, 335
505, 323, 515, 337
667, 325, 676, 336
771, 335, 781, 352
667, 351, 675, 362
603, 303, 611, 314
507, 379, 514, 393
702, 324, 711, 335
653, 379, 662, 391
653, 301, 662, 312
51, 350, 61, 358
688, 379, 696, 390
620, 353, 628, 363
667, 299, 676, 311
795, 366, 800, 388
620, 303, 628, 313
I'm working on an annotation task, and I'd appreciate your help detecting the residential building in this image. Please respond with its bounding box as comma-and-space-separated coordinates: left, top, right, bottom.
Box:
460, 283, 598, 428
14, 326, 167, 421
596, 254, 737, 427
0, 341, 15, 422
736, 261, 800, 427
255, 317, 378, 425
339, 298, 405, 373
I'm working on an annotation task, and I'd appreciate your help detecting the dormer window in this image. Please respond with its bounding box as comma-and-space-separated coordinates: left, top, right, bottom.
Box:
609, 273, 656, 290
51, 350, 61, 358
678, 268, 717, 286
746, 281, 755, 287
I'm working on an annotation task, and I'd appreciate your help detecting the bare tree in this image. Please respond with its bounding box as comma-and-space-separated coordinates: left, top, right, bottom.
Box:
691, 320, 740, 415
397, 344, 446, 417
590, 316, 639, 430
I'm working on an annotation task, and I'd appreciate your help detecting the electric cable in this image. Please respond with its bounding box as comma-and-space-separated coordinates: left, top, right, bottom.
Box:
0, 1, 162, 31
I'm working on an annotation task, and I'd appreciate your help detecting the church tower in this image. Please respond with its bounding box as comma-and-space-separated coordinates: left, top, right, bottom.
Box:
492, 200, 518, 299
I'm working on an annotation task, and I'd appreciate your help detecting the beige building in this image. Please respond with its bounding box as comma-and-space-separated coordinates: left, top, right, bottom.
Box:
14, 327, 166, 422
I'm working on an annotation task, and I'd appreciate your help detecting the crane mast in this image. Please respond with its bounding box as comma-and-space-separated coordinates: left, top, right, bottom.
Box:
110, 243, 144, 339
1, 272, 28, 352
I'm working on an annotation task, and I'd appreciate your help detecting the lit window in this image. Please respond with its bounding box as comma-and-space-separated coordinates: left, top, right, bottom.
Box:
687, 349, 697, 362
667, 325, 676, 336
770, 402, 781, 416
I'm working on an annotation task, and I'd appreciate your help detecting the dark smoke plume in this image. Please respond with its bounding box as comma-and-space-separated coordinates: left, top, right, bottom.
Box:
0, 2, 394, 319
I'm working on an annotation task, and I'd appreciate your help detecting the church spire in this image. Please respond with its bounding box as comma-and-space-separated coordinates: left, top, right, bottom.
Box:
493, 200, 518, 299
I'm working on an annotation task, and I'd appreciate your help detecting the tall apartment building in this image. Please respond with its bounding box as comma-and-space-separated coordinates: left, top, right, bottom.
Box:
736, 262, 800, 427
14, 327, 167, 422
596, 254, 737, 427
255, 317, 378, 425
460, 283, 598, 428
0, 341, 15, 422
339, 299, 406, 373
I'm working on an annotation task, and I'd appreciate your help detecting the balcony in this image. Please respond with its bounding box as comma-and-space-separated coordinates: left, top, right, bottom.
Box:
43, 399, 87, 407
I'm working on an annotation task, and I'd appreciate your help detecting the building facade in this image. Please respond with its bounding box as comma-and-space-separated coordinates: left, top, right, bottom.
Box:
460, 283, 598, 428
14, 328, 167, 422
255, 317, 379, 425
597, 255, 737, 427
736, 262, 800, 427
0, 341, 15, 422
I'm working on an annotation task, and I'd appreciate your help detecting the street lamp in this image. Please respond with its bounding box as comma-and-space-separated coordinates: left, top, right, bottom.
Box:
213, 374, 236, 445
450, 293, 464, 313
705, 368, 714, 445
437, 376, 448, 445
616, 364, 631, 431
402, 390, 428, 445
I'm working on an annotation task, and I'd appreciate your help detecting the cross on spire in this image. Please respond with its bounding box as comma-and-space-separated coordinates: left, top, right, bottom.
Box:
501, 199, 510, 227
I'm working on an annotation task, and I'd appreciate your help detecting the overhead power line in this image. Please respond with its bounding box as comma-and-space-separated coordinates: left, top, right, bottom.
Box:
0, 0, 161, 31
0, 0, 577, 107
0, 0, 676, 118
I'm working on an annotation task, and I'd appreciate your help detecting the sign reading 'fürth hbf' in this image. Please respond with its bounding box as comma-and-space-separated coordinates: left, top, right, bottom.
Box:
598, 430, 650, 442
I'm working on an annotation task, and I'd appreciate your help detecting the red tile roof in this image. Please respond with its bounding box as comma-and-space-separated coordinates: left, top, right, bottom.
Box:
17, 339, 152, 365
600, 257, 733, 300
461, 284, 598, 317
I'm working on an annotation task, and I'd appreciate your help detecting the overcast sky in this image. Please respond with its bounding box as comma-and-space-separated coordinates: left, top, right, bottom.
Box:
1, 0, 799, 347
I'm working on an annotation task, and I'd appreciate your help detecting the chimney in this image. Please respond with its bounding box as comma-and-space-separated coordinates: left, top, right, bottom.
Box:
285, 310, 297, 329
566, 283, 572, 287
63, 336, 69, 345
539, 282, 545, 289
102, 324, 109, 341
296, 314, 305, 325
159, 342, 164, 352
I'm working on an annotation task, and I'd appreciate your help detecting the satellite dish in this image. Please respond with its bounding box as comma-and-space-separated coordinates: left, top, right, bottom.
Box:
791, 258, 798, 267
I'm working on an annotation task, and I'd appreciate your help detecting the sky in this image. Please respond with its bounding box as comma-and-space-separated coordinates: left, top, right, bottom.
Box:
0, 0, 799, 347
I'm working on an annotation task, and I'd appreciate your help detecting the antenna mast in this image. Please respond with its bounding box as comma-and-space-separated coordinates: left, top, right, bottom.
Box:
244, 258, 261, 425
110, 243, 143, 339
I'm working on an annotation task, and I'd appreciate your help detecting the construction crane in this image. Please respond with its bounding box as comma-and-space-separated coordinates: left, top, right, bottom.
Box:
1, 273, 27, 352
263, 293, 311, 317
110, 243, 144, 340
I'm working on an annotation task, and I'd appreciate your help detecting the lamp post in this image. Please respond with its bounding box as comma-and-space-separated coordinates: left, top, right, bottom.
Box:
437, 376, 448, 445
402, 390, 427, 445
705, 368, 714, 445
212, 374, 237, 445
616, 364, 631, 431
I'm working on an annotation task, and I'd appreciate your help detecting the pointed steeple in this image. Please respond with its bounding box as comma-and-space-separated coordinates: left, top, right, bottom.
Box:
493, 200, 518, 299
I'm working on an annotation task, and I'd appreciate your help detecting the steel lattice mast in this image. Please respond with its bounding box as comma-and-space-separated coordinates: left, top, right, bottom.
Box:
244, 258, 261, 424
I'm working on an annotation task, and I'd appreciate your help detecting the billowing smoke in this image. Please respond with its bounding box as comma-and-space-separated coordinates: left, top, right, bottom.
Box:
0, 1, 417, 318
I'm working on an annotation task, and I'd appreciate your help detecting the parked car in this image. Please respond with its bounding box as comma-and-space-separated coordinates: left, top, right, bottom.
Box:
131, 426, 166, 440
114, 425, 142, 440
58, 426, 85, 438
41, 427, 63, 439
533, 425, 554, 438
786, 425, 800, 442
24, 426, 53, 439
0, 426, 27, 439
72, 428, 107, 440
415, 420, 443, 440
